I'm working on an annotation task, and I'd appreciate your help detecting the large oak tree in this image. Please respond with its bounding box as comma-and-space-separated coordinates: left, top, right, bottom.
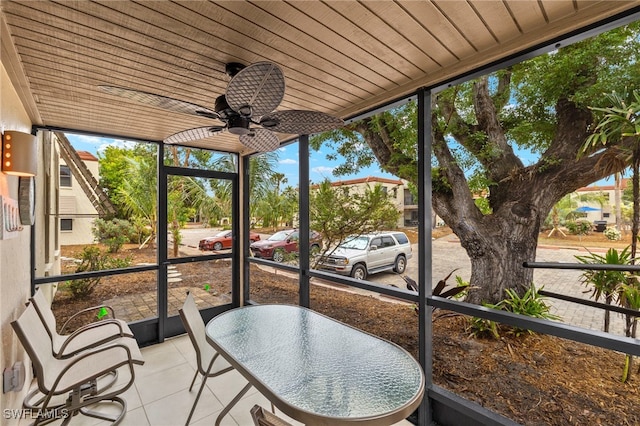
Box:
312, 23, 640, 304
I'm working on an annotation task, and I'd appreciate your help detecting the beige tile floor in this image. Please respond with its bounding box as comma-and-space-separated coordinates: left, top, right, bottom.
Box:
20, 334, 414, 426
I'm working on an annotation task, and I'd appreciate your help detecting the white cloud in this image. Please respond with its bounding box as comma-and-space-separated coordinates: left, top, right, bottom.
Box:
312, 166, 335, 175
279, 158, 297, 165
70, 134, 107, 146
96, 139, 139, 154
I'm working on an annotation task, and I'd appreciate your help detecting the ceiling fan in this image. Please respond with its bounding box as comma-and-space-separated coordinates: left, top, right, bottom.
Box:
99, 61, 344, 152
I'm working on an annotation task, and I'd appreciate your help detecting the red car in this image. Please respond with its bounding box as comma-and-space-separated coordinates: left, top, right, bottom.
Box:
199, 230, 260, 251
250, 229, 321, 262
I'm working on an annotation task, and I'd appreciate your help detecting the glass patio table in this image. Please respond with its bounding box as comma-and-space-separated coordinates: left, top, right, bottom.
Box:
205, 304, 425, 425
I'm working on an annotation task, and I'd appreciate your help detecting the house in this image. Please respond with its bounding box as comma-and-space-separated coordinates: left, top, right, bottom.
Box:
318, 176, 437, 228
316, 176, 406, 227
574, 178, 629, 224
58, 149, 100, 245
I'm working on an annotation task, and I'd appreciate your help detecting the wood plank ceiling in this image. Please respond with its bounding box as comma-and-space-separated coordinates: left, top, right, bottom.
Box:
1, 1, 639, 154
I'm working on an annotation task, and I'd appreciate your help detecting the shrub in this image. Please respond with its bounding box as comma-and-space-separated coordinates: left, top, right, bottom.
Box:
468, 284, 560, 338
64, 246, 132, 298
565, 219, 591, 236
128, 216, 152, 245
92, 218, 134, 253
604, 227, 622, 241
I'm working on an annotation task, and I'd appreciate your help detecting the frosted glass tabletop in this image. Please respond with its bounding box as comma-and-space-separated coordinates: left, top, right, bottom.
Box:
205, 304, 424, 425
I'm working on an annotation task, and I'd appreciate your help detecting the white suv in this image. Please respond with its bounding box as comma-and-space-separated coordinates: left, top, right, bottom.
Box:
318, 232, 413, 280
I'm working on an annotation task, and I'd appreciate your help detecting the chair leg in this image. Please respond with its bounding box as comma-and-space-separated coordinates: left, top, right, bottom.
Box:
185, 356, 215, 425
25, 370, 119, 410
79, 396, 127, 425
188, 368, 200, 392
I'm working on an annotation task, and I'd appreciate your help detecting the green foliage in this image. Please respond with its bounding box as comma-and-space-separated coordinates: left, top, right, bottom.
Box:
500, 285, 560, 323
576, 247, 631, 304
64, 246, 132, 298
576, 246, 633, 336
474, 197, 491, 215
604, 227, 622, 241
565, 220, 592, 236
98, 143, 157, 218
468, 306, 501, 340
453, 276, 470, 300
254, 172, 298, 231
92, 218, 134, 253
127, 215, 152, 245
310, 180, 400, 267
307, 23, 640, 305
167, 178, 197, 256
116, 154, 158, 243
614, 272, 640, 382
584, 90, 640, 152
469, 284, 559, 339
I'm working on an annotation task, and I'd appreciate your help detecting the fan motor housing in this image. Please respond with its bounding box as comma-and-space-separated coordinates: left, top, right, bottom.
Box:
227, 116, 251, 135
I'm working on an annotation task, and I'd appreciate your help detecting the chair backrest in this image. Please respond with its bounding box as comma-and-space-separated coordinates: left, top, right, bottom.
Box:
11, 303, 57, 392
250, 405, 293, 426
30, 287, 59, 340
178, 292, 213, 374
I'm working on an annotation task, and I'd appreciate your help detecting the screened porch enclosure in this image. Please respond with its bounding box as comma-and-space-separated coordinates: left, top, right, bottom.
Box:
3, 1, 640, 425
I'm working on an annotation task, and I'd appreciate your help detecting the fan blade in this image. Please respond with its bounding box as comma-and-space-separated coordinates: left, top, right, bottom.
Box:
226, 62, 284, 117
164, 126, 225, 144
239, 129, 280, 152
259, 110, 344, 134
99, 86, 219, 119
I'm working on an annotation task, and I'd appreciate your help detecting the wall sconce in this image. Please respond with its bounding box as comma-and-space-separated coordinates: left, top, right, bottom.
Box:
2, 131, 37, 177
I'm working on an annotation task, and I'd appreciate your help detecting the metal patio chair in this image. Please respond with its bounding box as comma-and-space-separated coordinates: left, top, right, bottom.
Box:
179, 292, 236, 425
250, 405, 293, 426
30, 287, 133, 359
11, 303, 144, 426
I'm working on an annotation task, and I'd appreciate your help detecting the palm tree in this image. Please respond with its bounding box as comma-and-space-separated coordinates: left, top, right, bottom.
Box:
619, 278, 640, 382
576, 247, 631, 333
117, 156, 158, 247
614, 172, 623, 231
212, 151, 279, 224
582, 89, 640, 381
582, 90, 640, 258
547, 194, 578, 237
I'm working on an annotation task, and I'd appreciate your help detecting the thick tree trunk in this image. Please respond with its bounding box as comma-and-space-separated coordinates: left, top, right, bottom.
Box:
464, 237, 537, 305
449, 205, 539, 305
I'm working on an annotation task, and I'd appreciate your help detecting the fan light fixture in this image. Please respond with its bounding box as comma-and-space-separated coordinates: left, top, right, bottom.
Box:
2, 131, 37, 176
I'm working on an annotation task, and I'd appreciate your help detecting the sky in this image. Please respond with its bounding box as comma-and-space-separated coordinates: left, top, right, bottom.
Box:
66, 133, 613, 188
65, 133, 398, 189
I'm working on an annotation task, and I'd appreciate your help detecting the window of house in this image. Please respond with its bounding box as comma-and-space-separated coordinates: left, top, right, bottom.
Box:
603, 212, 610, 218
60, 219, 73, 231
60, 165, 72, 187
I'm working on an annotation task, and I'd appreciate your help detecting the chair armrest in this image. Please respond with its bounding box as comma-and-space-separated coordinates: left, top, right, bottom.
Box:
57, 321, 127, 357
60, 305, 117, 334
51, 343, 136, 395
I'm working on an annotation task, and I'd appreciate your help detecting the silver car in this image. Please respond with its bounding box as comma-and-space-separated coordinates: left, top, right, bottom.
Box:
319, 232, 413, 280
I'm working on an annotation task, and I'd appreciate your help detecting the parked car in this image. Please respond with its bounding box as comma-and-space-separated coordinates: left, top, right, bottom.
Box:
250, 229, 321, 262
199, 230, 260, 251
318, 231, 412, 280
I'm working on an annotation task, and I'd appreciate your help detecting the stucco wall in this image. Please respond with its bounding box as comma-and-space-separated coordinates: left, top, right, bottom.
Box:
59, 155, 99, 246
0, 63, 35, 422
